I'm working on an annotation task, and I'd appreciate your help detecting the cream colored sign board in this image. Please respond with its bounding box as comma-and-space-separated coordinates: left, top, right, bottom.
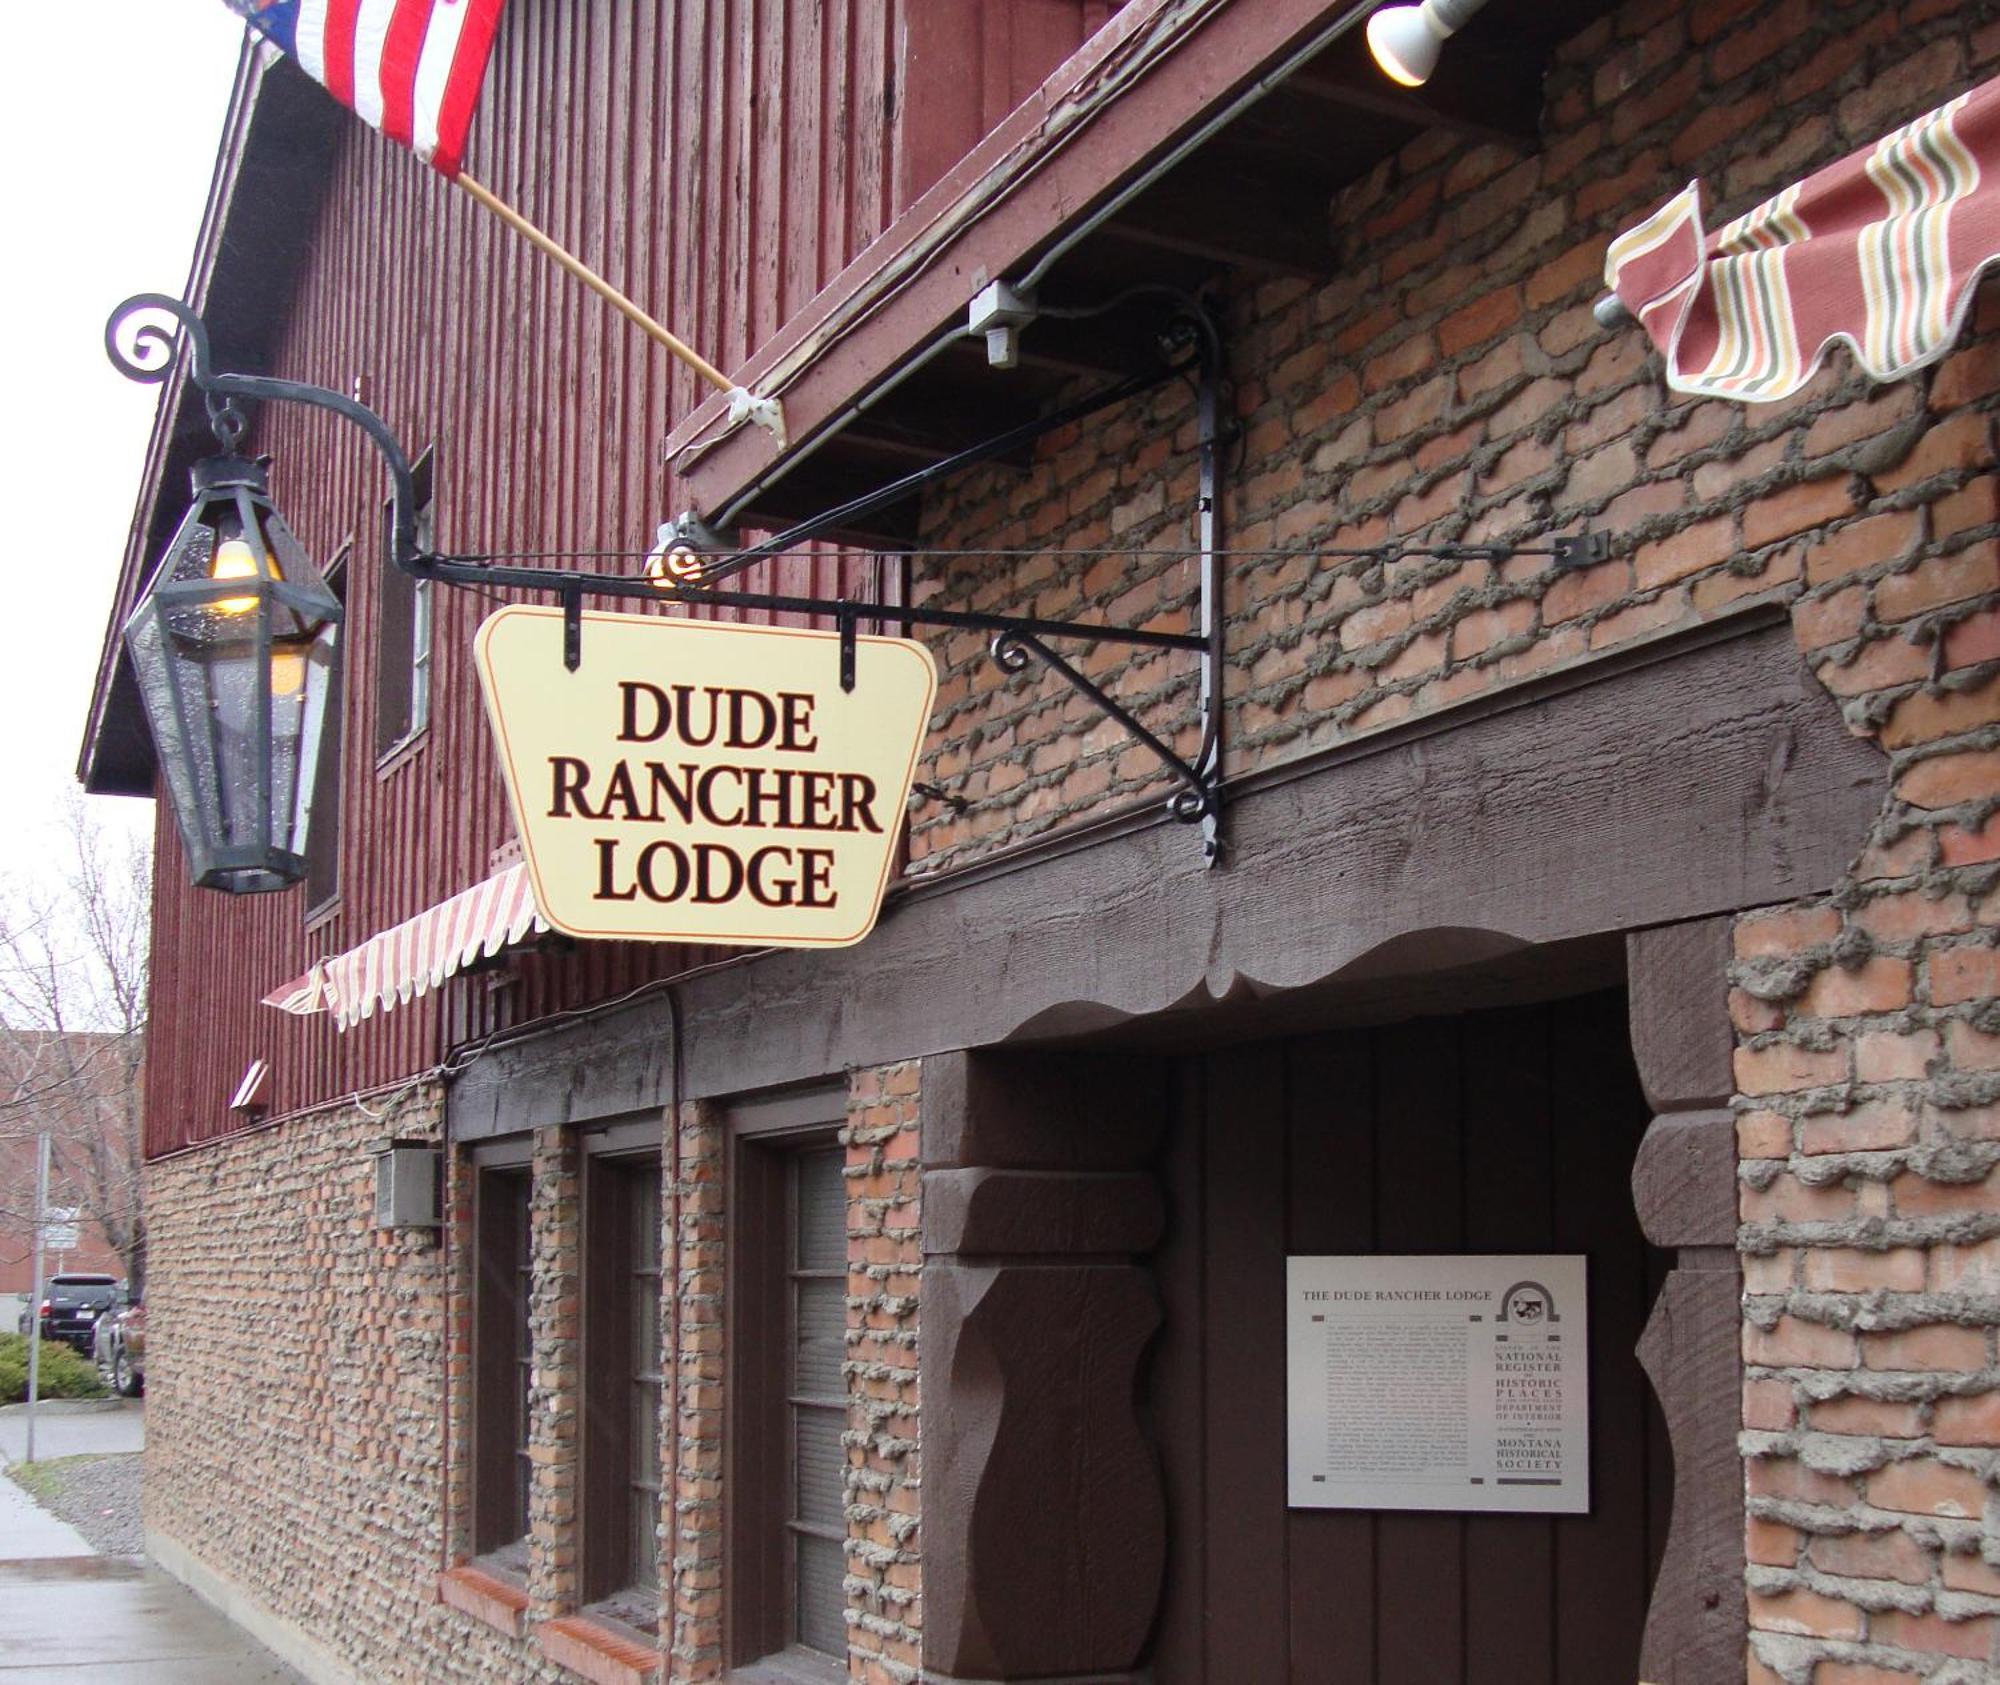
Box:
475, 606, 937, 948
1287, 1254, 1589, 1514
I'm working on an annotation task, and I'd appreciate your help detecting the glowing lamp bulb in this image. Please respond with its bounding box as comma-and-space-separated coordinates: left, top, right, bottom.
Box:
1366, 0, 1486, 89
271, 648, 309, 699
210, 537, 272, 616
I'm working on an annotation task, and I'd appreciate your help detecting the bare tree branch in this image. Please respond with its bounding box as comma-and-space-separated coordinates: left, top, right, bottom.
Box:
0, 794, 149, 1288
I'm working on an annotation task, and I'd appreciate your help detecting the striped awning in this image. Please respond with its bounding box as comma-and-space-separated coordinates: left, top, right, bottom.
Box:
1606, 74, 2000, 402
262, 861, 548, 1030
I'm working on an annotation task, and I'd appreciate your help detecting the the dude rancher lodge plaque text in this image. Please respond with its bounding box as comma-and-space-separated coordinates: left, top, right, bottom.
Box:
1286, 1254, 1590, 1514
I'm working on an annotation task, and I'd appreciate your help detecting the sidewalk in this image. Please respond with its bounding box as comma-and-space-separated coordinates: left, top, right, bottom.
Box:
0, 1405, 305, 1682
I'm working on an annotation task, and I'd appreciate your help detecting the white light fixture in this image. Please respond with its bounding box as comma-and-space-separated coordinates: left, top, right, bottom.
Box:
229, 1058, 271, 1117
1366, 0, 1489, 88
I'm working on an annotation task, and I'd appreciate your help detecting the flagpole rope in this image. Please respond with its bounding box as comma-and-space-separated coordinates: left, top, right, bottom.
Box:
454, 171, 737, 398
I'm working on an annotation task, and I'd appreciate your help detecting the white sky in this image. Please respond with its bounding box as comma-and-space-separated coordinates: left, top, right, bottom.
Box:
0, 6, 248, 886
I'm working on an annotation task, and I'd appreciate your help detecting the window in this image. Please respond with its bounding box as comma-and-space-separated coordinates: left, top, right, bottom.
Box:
730, 1094, 849, 1674
376, 449, 434, 759
472, 1154, 533, 1566
303, 543, 351, 915
582, 1145, 666, 1627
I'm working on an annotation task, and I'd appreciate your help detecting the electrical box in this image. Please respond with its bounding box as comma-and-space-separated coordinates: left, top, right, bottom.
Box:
373, 1141, 442, 1230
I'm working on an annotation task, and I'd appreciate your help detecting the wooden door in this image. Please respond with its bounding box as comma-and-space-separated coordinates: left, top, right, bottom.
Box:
1149, 990, 1671, 1684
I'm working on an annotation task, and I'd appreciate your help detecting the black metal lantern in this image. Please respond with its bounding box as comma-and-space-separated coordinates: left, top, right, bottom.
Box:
123, 450, 342, 893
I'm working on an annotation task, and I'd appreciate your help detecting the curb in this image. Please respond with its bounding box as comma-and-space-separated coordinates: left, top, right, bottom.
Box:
0, 1399, 132, 1417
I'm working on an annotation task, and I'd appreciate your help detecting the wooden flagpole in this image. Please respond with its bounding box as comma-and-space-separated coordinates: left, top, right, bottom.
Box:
455, 170, 760, 417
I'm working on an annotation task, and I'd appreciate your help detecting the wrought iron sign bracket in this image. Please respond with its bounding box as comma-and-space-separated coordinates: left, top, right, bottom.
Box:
108, 294, 1604, 875
109, 292, 1237, 858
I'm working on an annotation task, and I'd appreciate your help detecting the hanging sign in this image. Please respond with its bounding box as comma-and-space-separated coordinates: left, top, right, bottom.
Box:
1286, 1254, 1589, 1515
475, 607, 937, 948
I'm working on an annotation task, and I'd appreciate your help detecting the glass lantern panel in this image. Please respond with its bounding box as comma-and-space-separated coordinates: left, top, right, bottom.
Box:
193, 634, 270, 851
125, 605, 212, 860
282, 624, 339, 858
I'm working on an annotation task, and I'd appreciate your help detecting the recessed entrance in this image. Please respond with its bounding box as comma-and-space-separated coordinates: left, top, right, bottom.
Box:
1148, 988, 1672, 1683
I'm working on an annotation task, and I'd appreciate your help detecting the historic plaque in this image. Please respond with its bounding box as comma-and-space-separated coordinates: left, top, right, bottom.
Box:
1286, 1254, 1589, 1514
476, 607, 936, 948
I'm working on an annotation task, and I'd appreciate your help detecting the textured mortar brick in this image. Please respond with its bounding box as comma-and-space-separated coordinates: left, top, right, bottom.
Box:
1752, 1516, 1806, 1566
1865, 1459, 1989, 1521
1748, 1377, 1802, 1432
1872, 552, 2000, 624
1861, 1326, 1994, 1374
1800, 1099, 1917, 1156
1933, 1390, 2000, 1446
1750, 1585, 1867, 1640
1944, 1552, 2000, 1597
143, 1089, 580, 1685
1867, 1608, 1998, 1663
1747, 1317, 1862, 1370
1807, 1396, 1925, 1439
1810, 1527, 1935, 1586
1931, 945, 2000, 1008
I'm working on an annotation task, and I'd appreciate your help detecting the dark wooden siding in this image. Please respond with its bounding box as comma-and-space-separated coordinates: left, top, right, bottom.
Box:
1150, 990, 1672, 1684
144, 0, 1134, 1155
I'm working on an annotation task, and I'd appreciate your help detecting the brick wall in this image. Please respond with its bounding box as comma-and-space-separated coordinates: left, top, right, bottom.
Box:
147, 1064, 922, 1685
905, 0, 2000, 877
666, 1066, 923, 1685
844, 1063, 924, 1684
894, 1, 2000, 1677
144, 1085, 575, 1685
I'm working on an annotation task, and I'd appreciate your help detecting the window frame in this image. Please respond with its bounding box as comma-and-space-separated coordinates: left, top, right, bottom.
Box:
374, 447, 434, 767
469, 1137, 535, 1569
725, 1089, 851, 1681
302, 537, 353, 923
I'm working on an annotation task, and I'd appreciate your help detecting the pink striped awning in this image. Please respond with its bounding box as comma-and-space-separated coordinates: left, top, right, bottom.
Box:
1606, 74, 2000, 402
262, 861, 548, 1031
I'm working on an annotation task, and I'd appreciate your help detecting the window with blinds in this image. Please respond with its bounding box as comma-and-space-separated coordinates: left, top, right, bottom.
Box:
728, 1098, 851, 1677
583, 1154, 667, 1627
472, 1162, 533, 1562
789, 1147, 848, 1659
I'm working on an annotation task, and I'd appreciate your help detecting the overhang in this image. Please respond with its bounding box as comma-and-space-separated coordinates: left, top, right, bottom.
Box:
664, 0, 1618, 544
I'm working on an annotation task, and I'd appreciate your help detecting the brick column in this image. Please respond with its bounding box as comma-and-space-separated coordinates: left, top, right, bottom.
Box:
919, 1050, 1166, 1685
529, 1122, 582, 1620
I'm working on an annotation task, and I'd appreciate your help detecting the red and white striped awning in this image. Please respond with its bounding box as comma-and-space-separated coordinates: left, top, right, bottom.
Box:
263, 861, 548, 1030
1606, 74, 2000, 402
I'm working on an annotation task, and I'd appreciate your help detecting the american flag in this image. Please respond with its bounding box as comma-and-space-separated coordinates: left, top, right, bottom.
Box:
224, 0, 506, 179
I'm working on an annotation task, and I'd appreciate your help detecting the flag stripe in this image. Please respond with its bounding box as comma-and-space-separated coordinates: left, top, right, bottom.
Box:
349, 0, 399, 128
293, 0, 329, 84
378, 0, 434, 148
320, 0, 360, 110
222, 0, 504, 180
426, 0, 505, 175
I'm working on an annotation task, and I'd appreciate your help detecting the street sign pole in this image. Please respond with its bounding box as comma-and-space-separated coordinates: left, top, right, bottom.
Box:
25, 1132, 49, 1464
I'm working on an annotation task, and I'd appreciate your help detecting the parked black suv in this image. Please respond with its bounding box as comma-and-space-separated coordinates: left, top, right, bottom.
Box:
28, 1274, 123, 1355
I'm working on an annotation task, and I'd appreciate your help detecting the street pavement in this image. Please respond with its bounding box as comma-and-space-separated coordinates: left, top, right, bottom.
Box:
0, 1399, 306, 1682
0, 1398, 145, 1465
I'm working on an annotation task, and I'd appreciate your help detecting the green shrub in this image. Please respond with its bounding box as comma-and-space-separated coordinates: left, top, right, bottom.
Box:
0, 1334, 108, 1404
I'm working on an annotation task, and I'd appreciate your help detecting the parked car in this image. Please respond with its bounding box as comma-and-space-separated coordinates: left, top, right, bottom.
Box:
33, 1274, 123, 1356
93, 1293, 145, 1397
